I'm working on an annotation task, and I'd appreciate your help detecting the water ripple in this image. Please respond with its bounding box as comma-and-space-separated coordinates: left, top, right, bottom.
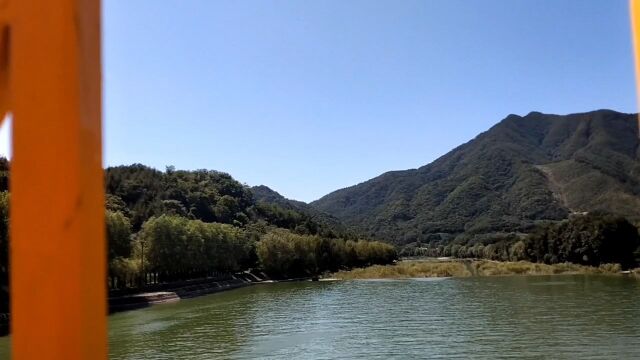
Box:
106, 275, 640, 359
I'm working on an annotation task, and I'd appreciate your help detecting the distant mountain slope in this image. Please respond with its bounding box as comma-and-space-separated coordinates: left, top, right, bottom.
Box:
251, 185, 310, 210
251, 185, 351, 236
311, 110, 640, 244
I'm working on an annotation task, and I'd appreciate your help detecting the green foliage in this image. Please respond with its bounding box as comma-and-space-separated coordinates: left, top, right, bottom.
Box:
106, 165, 254, 229
16, 163, 390, 287
256, 228, 396, 278
401, 212, 640, 269
105, 165, 353, 240
251, 185, 353, 238
106, 194, 130, 216
137, 215, 253, 275
103, 164, 369, 285
524, 213, 640, 269
1, 160, 391, 291
106, 211, 133, 261
256, 229, 310, 276
109, 257, 140, 287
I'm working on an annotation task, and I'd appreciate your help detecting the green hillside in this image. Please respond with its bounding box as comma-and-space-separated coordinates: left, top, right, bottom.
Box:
251, 185, 354, 238
105, 165, 355, 239
311, 110, 640, 244
102, 165, 395, 280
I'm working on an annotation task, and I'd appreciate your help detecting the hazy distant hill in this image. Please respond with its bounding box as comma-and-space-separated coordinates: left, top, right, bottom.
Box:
251, 185, 310, 211
251, 185, 351, 236
311, 110, 640, 244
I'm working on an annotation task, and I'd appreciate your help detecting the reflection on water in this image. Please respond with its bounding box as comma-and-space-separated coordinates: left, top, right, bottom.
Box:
1, 275, 639, 359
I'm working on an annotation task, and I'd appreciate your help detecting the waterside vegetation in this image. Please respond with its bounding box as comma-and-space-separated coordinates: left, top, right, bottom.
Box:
333, 259, 629, 280
400, 212, 640, 269
102, 164, 397, 285
1, 163, 397, 291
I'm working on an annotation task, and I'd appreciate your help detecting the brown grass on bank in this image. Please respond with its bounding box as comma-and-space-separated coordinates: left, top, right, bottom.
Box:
333, 260, 626, 280
333, 261, 470, 280
470, 260, 620, 276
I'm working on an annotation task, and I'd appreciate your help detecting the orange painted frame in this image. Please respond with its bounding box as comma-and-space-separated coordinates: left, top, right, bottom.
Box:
0, 0, 107, 359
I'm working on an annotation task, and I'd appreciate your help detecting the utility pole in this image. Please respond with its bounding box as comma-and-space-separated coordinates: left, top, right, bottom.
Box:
140, 238, 145, 288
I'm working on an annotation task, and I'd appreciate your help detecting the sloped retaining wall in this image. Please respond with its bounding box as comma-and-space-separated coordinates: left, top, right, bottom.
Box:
0, 277, 257, 336
108, 277, 251, 314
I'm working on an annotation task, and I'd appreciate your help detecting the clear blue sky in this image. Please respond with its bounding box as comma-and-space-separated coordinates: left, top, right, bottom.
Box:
0, 0, 637, 202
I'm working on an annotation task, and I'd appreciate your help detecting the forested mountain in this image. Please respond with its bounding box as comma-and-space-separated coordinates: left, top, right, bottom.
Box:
251, 185, 352, 238
3, 164, 403, 288
311, 110, 640, 245
0, 163, 396, 291
106, 165, 348, 238
102, 165, 395, 281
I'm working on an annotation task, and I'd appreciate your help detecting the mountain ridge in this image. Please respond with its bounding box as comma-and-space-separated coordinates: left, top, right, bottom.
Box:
310, 109, 640, 244
251, 185, 352, 237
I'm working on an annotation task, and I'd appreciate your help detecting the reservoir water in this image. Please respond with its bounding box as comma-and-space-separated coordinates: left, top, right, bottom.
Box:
1, 275, 640, 359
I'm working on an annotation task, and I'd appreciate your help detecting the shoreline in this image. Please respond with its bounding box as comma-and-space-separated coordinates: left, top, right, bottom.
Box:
108, 274, 323, 314
1, 275, 305, 336
110, 259, 640, 313
108, 278, 252, 314
332, 259, 640, 280
2, 260, 635, 336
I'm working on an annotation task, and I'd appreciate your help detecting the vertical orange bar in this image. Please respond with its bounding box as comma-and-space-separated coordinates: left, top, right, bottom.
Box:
9, 0, 106, 359
631, 0, 640, 134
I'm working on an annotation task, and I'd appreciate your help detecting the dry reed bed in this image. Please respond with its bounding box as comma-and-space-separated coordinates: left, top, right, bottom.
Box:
333, 260, 627, 280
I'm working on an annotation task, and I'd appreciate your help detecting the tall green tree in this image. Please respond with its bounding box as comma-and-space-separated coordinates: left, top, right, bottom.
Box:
524, 213, 640, 268
106, 211, 133, 261
257, 229, 396, 278
137, 215, 252, 279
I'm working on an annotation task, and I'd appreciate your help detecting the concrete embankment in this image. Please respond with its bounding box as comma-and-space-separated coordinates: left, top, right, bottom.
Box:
0, 272, 323, 330
0, 274, 265, 335
109, 275, 259, 313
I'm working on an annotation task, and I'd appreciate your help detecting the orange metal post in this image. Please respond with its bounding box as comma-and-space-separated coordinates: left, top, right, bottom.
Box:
1, 0, 107, 359
631, 0, 640, 134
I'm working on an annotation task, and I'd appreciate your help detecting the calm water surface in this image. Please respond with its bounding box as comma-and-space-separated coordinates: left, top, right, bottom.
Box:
1, 275, 639, 359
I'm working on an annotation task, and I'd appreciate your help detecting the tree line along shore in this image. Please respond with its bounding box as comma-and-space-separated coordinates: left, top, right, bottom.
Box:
107, 213, 396, 288
398, 211, 640, 270
1, 161, 640, 312
0, 161, 397, 304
